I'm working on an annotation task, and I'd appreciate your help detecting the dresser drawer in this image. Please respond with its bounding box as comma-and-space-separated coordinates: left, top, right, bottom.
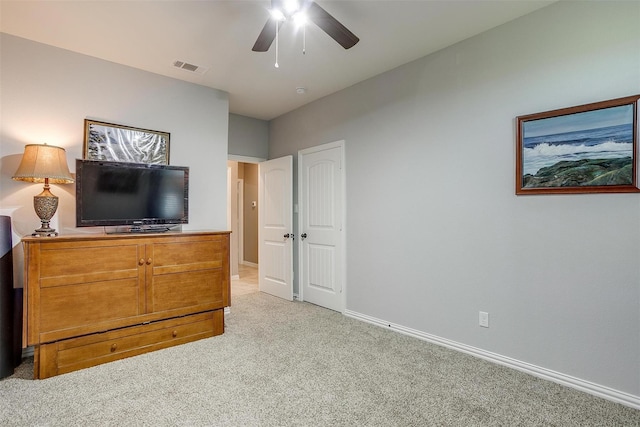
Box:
35, 310, 223, 379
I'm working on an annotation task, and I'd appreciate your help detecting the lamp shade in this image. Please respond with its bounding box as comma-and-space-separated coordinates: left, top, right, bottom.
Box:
12, 144, 74, 184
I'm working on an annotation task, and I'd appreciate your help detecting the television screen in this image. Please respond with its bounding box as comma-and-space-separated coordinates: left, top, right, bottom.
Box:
76, 159, 189, 229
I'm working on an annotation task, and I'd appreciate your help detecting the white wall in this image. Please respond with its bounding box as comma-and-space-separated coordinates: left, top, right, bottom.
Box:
269, 1, 640, 403
1, 34, 229, 236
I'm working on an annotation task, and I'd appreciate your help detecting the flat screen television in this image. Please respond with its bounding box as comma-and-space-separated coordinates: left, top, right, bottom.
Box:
76, 159, 189, 231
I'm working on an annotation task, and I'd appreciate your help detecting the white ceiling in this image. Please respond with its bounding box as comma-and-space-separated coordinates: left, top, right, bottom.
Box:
0, 0, 554, 121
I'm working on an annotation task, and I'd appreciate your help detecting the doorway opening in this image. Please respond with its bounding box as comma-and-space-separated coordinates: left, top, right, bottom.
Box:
228, 160, 259, 296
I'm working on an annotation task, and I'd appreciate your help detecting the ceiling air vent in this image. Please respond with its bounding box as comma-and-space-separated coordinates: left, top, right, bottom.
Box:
172, 60, 208, 75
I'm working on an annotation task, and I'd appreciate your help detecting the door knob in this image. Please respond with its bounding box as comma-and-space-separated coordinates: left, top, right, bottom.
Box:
284, 233, 294, 240
301, 233, 307, 240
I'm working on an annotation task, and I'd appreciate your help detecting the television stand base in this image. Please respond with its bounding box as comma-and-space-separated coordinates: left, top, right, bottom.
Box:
106, 225, 179, 234
129, 226, 171, 233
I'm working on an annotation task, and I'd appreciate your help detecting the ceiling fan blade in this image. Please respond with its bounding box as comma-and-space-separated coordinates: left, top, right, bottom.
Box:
307, 2, 359, 49
252, 18, 278, 52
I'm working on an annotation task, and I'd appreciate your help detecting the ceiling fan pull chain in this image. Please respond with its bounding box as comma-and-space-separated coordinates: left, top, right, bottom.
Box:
275, 22, 279, 68
303, 24, 306, 55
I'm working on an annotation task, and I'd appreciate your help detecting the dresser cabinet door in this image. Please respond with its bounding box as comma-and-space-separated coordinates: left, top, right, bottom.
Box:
27, 242, 145, 344
146, 235, 229, 315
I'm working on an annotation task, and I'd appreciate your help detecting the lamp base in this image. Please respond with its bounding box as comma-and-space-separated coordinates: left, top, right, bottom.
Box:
32, 228, 58, 237
32, 184, 59, 238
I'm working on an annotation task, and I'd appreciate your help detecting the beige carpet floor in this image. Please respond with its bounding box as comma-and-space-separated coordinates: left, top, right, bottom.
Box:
1, 291, 639, 426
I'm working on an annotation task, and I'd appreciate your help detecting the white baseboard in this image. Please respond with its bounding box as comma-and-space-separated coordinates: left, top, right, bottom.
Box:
241, 261, 258, 268
343, 309, 640, 410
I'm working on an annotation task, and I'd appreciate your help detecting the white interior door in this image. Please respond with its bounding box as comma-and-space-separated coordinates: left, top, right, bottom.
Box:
299, 141, 344, 312
258, 156, 293, 301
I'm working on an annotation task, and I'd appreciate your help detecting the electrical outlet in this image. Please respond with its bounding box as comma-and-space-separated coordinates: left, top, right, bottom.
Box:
479, 311, 489, 328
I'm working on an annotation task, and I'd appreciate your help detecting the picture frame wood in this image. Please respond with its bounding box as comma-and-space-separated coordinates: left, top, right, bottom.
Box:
516, 95, 640, 195
83, 119, 170, 165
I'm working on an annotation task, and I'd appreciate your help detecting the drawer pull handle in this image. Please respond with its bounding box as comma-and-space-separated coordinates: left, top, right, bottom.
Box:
147, 258, 152, 265
172, 330, 178, 338
110, 343, 118, 352
139, 258, 145, 265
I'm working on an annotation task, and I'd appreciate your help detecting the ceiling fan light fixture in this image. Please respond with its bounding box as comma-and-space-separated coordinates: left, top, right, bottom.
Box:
252, 0, 359, 54
269, 8, 286, 21
292, 11, 307, 26
282, 0, 300, 15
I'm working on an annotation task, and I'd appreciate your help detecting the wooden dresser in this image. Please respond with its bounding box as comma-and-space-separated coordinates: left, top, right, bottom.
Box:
22, 230, 230, 379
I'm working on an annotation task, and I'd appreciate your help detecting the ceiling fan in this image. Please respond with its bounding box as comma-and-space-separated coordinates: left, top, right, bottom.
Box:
252, 0, 359, 52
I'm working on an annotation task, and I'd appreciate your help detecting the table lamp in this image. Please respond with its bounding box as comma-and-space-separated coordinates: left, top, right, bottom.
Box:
12, 144, 74, 237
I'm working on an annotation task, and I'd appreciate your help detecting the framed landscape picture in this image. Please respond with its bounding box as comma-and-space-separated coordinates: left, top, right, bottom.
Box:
516, 95, 640, 194
84, 119, 170, 165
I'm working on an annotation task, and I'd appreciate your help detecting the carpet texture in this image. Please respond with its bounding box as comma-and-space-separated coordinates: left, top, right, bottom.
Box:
1, 292, 639, 426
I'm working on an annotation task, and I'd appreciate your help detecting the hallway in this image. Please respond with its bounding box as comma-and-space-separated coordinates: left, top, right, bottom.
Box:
231, 264, 258, 297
